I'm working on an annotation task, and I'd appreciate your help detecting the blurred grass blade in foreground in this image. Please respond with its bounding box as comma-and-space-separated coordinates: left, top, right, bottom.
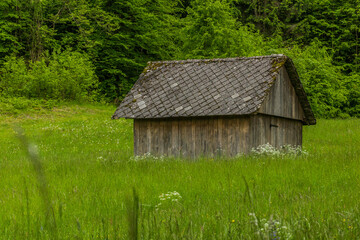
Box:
127, 187, 139, 240
15, 126, 58, 239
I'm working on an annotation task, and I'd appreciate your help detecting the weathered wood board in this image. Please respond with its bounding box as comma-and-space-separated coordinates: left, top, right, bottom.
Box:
134, 115, 302, 158
258, 67, 305, 121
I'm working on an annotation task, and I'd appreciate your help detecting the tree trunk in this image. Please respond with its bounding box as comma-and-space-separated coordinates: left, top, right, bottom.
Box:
30, 0, 43, 62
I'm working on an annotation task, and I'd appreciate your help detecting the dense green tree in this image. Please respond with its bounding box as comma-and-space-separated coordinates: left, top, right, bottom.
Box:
92, 0, 182, 99
0, 0, 27, 61
178, 0, 275, 59
234, 0, 360, 73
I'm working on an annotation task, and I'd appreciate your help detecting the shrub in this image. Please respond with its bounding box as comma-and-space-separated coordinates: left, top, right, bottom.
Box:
0, 50, 99, 101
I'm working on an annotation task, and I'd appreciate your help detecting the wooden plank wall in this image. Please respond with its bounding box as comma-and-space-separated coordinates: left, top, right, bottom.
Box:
134, 115, 302, 158
250, 115, 302, 148
258, 67, 305, 121
134, 116, 251, 158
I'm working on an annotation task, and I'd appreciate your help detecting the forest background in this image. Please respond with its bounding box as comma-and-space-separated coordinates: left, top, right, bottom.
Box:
0, 0, 359, 118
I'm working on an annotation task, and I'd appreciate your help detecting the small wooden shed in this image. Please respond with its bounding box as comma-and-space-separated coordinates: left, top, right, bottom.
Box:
112, 55, 316, 158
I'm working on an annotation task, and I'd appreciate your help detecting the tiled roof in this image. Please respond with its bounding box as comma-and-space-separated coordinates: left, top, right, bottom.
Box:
112, 54, 316, 125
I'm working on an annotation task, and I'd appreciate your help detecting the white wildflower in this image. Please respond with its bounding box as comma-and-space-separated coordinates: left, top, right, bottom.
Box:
251, 143, 308, 158
155, 191, 182, 210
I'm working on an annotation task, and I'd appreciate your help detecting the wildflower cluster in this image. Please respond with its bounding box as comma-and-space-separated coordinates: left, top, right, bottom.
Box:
249, 213, 292, 240
131, 152, 165, 161
251, 143, 308, 157
156, 191, 182, 210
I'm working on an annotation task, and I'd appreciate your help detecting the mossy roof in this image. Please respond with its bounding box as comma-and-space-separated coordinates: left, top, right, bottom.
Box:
112, 54, 315, 125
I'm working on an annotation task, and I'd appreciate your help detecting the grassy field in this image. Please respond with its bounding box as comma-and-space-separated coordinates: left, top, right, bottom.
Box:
0, 104, 360, 239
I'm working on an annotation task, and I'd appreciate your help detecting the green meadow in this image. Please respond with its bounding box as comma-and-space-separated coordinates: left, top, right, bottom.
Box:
0, 104, 359, 239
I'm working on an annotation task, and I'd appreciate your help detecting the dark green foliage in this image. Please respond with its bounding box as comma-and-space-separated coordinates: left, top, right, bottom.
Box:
236, 0, 360, 73
0, 0, 27, 61
91, 0, 181, 99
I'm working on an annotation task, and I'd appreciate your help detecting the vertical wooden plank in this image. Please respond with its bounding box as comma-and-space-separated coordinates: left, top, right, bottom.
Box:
281, 118, 285, 147
133, 120, 139, 156
158, 120, 164, 156
285, 68, 292, 118
188, 119, 194, 158
179, 119, 185, 157
138, 120, 148, 155
283, 118, 288, 147
201, 118, 209, 157
144, 120, 149, 155
235, 118, 240, 155
275, 117, 280, 148
137, 120, 143, 155
147, 120, 153, 155
228, 118, 239, 157
217, 118, 223, 157
179, 119, 193, 158
238, 117, 244, 154
279, 117, 284, 148
178, 120, 184, 157
222, 118, 229, 156
290, 74, 295, 119
238, 117, 248, 153
199, 118, 204, 158
163, 120, 172, 156
277, 117, 282, 148
270, 116, 276, 148
194, 118, 202, 158
144, 120, 150, 154
245, 117, 251, 153
292, 120, 297, 146
249, 115, 255, 151
282, 68, 286, 117
266, 115, 271, 144
207, 118, 216, 157
272, 75, 281, 115
171, 119, 179, 157
292, 120, 297, 147
227, 118, 234, 157
258, 116, 264, 146
192, 119, 196, 159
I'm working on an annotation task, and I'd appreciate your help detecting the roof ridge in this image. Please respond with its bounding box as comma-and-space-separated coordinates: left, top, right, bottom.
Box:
148, 54, 287, 65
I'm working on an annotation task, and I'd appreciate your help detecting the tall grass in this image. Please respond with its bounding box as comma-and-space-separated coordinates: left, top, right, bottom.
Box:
0, 104, 359, 239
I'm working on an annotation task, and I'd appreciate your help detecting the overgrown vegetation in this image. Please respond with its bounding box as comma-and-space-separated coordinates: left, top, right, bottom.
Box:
0, 0, 359, 117
0, 106, 359, 239
0, 51, 98, 101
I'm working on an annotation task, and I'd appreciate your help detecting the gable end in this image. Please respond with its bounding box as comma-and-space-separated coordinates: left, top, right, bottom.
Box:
258, 66, 305, 122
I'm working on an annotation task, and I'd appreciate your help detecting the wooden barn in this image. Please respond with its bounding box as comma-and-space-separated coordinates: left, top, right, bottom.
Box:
112, 55, 316, 158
